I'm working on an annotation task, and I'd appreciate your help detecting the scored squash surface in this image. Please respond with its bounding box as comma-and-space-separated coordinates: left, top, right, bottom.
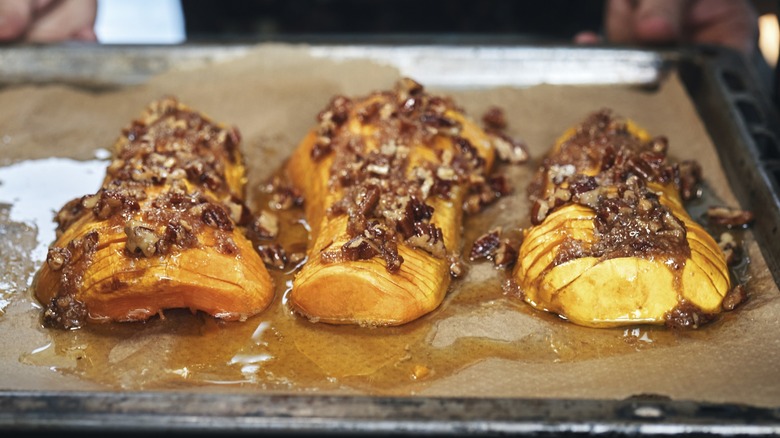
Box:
35, 97, 274, 329
286, 78, 504, 326
513, 110, 730, 328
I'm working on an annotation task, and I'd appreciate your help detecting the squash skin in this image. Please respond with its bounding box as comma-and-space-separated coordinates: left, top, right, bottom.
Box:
513, 112, 730, 328
34, 98, 273, 329
287, 82, 496, 326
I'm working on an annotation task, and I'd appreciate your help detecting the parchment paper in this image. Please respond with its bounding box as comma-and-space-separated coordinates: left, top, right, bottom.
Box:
0, 44, 777, 407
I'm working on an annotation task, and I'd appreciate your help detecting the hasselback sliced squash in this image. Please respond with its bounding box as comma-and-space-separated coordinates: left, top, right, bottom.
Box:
34, 97, 274, 329
286, 78, 501, 326
513, 110, 730, 328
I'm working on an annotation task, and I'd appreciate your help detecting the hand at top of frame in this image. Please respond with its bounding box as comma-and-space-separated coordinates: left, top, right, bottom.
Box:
0, 0, 97, 42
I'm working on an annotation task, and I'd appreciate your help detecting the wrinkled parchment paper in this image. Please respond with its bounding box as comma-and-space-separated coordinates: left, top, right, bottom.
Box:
0, 44, 777, 407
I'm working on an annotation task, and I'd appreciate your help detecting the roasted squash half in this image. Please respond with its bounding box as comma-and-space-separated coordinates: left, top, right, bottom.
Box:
286, 78, 503, 326
35, 97, 274, 329
513, 110, 730, 328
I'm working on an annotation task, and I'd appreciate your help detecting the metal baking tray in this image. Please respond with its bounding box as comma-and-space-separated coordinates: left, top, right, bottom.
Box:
0, 42, 779, 436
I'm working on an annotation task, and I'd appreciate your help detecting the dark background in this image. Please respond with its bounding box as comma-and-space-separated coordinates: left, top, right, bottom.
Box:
182, 0, 606, 43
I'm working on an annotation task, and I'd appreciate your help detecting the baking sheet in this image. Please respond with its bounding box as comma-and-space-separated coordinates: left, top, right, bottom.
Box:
0, 43, 778, 429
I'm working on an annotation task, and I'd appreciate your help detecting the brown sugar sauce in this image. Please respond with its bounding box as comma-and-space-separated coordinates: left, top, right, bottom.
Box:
16, 153, 748, 396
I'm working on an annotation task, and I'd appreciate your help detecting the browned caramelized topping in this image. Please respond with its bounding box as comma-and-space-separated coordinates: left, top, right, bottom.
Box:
448, 254, 467, 278
43, 231, 99, 329
665, 300, 716, 329
707, 206, 755, 228
469, 228, 502, 261
531, 110, 692, 269
250, 210, 280, 240
469, 227, 519, 269
490, 130, 530, 164
678, 160, 702, 201
262, 175, 304, 211
481, 106, 508, 131
718, 232, 739, 266
257, 243, 288, 270
312, 78, 512, 273
43, 97, 252, 329
722, 284, 747, 311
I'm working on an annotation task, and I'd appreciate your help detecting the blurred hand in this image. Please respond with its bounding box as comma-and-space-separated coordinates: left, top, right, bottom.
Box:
0, 0, 97, 42
576, 0, 759, 55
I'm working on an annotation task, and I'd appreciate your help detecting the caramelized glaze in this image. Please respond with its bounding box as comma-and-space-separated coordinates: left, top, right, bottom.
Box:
17, 159, 746, 394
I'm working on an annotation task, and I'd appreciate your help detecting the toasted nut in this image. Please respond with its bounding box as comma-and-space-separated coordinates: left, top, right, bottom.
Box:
481, 106, 507, 131
722, 284, 747, 311
707, 206, 755, 228
252, 210, 280, 240
469, 228, 501, 261
125, 220, 159, 258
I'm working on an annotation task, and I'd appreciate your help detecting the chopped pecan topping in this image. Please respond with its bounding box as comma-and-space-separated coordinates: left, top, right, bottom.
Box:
665, 301, 715, 329
46, 247, 70, 271
91, 188, 142, 220
198, 203, 234, 231
707, 206, 755, 228
223, 195, 251, 226
463, 174, 512, 214
251, 210, 280, 240
448, 254, 466, 278
531, 110, 694, 268
481, 106, 507, 131
43, 231, 99, 330
490, 131, 529, 164
493, 240, 518, 269
54, 197, 88, 236
257, 243, 287, 270
264, 175, 304, 211
312, 95, 353, 161
288, 252, 306, 265
125, 220, 160, 258
43, 294, 87, 331
341, 236, 380, 261
722, 284, 747, 311
469, 227, 517, 269
677, 160, 702, 200
310, 79, 501, 271
406, 223, 446, 258
156, 220, 198, 254
718, 232, 738, 265
469, 228, 502, 261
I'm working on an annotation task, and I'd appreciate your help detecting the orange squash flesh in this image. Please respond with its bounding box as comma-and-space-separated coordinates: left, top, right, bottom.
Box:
34, 98, 273, 329
513, 111, 730, 328
286, 79, 497, 326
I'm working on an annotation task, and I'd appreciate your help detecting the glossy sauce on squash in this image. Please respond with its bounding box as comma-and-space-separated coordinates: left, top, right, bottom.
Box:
15, 156, 748, 394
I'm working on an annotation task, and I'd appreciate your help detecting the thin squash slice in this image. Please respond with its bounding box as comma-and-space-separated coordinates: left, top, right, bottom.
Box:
513, 110, 730, 328
286, 78, 501, 326
34, 97, 274, 329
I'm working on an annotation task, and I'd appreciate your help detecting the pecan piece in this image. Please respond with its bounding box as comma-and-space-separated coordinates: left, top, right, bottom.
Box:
707, 206, 755, 228
678, 160, 702, 201
257, 243, 287, 270
722, 284, 747, 311
341, 236, 380, 261
481, 106, 507, 131
46, 247, 71, 271
469, 228, 502, 261
125, 220, 160, 258
406, 223, 446, 258
251, 210, 280, 240
493, 240, 518, 269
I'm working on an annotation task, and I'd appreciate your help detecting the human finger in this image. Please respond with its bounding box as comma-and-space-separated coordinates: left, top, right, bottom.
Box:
25, 0, 97, 42
574, 31, 603, 45
632, 0, 689, 43
605, 0, 638, 44
0, 0, 35, 40
686, 0, 758, 55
